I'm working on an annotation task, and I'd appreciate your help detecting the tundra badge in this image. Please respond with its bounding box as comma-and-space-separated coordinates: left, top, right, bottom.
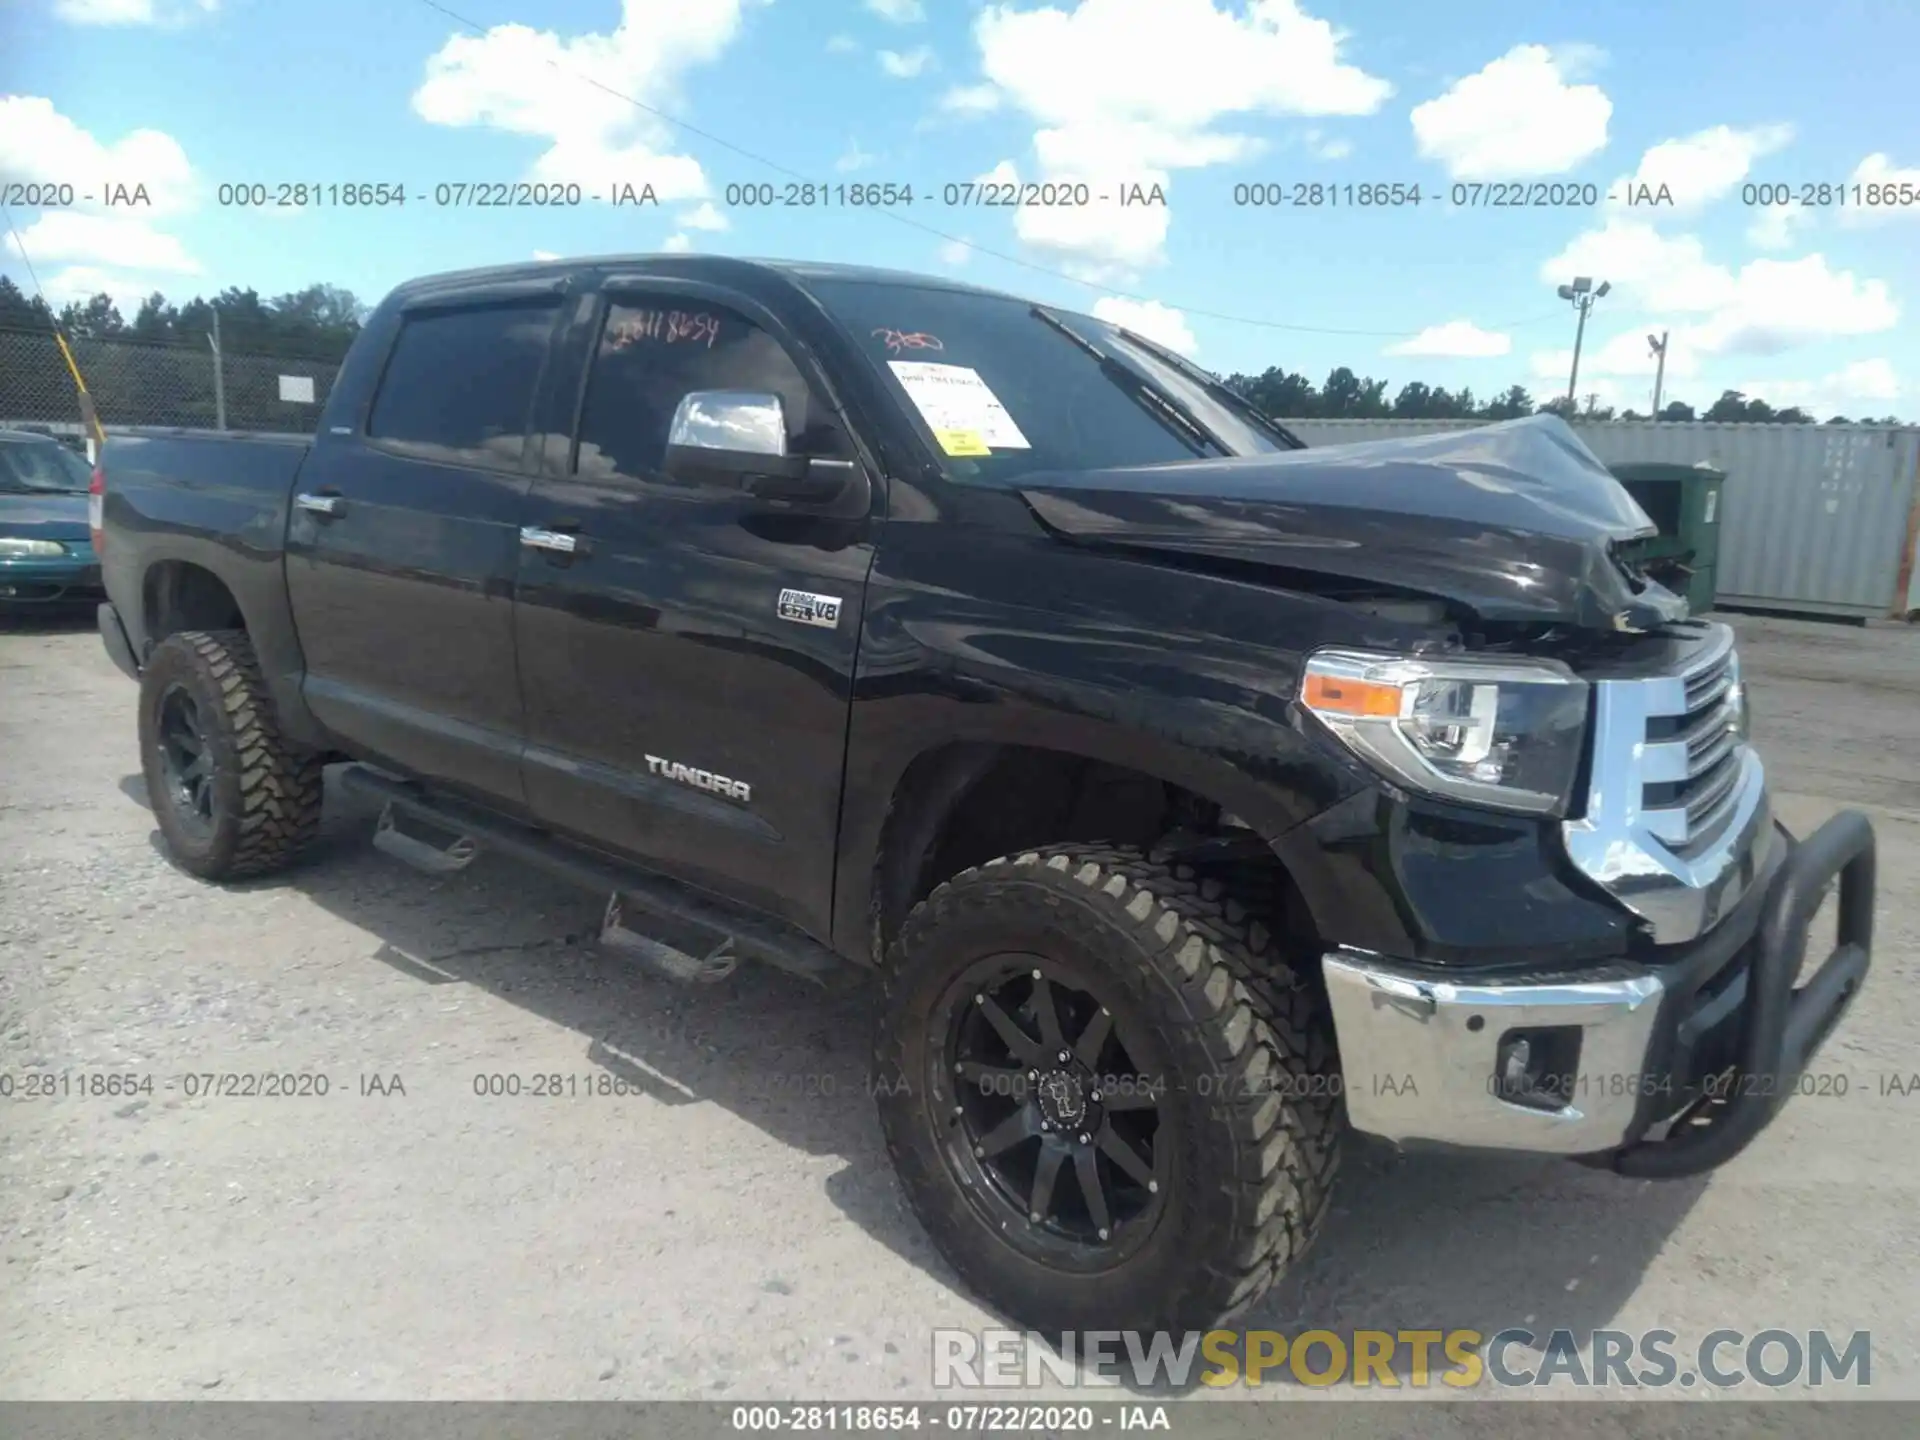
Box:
777, 588, 842, 628
644, 755, 751, 804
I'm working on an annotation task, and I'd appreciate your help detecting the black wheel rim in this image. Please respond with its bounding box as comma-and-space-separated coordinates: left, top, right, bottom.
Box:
935, 955, 1169, 1271
155, 682, 215, 838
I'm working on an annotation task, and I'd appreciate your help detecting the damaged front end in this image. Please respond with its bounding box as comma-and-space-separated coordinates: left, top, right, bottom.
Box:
1017, 413, 1690, 635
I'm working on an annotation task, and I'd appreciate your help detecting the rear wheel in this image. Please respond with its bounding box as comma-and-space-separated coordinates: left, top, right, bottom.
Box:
138, 629, 324, 881
875, 844, 1343, 1334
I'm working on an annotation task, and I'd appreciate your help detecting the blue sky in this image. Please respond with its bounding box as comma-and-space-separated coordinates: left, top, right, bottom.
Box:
3, 0, 1916, 418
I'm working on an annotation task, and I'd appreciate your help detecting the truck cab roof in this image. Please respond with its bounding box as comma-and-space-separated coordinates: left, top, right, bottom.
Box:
385, 253, 1031, 309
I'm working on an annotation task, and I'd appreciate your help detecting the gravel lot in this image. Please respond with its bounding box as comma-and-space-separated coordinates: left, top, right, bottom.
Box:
1, 608, 1916, 1404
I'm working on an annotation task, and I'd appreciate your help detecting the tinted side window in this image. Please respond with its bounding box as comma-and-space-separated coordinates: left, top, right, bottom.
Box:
367, 300, 559, 467
575, 296, 839, 483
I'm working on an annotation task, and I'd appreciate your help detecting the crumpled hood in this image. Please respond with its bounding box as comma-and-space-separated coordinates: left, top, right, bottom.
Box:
1017, 414, 1688, 632
0, 491, 91, 541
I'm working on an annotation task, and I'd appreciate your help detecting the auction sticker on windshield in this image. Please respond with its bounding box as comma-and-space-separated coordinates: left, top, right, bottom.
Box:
888, 361, 1031, 454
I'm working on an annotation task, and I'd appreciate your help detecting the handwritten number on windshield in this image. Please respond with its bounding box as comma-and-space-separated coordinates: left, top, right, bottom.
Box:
607, 309, 722, 350
873, 328, 944, 354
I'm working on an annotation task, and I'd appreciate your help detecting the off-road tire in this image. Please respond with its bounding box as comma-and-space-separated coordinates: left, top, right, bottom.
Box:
138, 629, 325, 881
875, 843, 1343, 1335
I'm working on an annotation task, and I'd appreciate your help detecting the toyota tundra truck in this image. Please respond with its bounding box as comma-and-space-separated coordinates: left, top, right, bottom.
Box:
91, 255, 1877, 1335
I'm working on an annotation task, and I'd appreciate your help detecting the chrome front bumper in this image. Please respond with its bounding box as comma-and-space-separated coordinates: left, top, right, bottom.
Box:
1322, 950, 1669, 1154
1321, 811, 1876, 1170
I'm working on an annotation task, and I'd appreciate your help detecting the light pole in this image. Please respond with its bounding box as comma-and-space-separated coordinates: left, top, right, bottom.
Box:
1648, 331, 1669, 417
1556, 276, 1610, 406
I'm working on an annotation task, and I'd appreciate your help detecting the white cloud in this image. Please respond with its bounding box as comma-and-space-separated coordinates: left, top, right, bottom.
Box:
0, 96, 196, 215
1034, 124, 1258, 175
1092, 296, 1198, 355
1747, 199, 1813, 250
938, 236, 973, 266
411, 0, 756, 201
1607, 123, 1792, 213
661, 232, 694, 253
978, 0, 1392, 132
34, 265, 179, 316
1540, 220, 1897, 358
1549, 357, 1907, 422
1684, 255, 1898, 356
865, 0, 925, 21
1521, 352, 1640, 413
53, 0, 217, 25
1840, 152, 1920, 226
1411, 44, 1612, 180
0, 98, 200, 310
1385, 320, 1511, 358
678, 200, 729, 230
1728, 360, 1900, 418
940, 83, 1002, 115
532, 249, 561, 260
1544, 42, 1607, 79
3, 211, 200, 274
825, 34, 859, 53
1531, 330, 1700, 393
972, 160, 1167, 279
1529, 341, 1902, 421
1541, 219, 1733, 314
878, 46, 934, 78
971, 0, 1392, 276
1304, 128, 1352, 161
836, 142, 878, 173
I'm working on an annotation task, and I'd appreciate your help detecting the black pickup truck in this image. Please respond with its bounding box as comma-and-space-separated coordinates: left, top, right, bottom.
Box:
94, 255, 1876, 1335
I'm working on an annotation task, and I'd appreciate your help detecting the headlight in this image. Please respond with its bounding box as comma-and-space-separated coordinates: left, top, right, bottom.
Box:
0, 537, 68, 558
1301, 649, 1590, 815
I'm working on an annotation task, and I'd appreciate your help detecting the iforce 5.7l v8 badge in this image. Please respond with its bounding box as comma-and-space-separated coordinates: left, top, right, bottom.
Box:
777, 588, 842, 628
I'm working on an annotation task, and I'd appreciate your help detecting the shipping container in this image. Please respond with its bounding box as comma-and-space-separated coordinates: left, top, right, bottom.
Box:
1281, 418, 1920, 620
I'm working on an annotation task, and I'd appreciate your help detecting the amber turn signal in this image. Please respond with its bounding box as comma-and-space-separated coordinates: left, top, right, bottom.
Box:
1301, 672, 1403, 718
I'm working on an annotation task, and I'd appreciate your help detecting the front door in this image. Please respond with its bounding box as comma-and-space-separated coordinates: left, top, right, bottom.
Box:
512, 280, 878, 939
285, 289, 564, 804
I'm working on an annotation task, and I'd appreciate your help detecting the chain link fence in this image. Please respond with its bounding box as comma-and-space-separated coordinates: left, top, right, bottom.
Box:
0, 326, 340, 435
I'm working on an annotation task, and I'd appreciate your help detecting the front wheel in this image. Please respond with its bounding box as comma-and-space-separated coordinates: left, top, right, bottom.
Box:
138, 629, 325, 881
874, 845, 1343, 1335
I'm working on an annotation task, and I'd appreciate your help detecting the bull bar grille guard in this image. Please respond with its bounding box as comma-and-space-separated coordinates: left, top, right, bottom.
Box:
1609, 809, 1877, 1179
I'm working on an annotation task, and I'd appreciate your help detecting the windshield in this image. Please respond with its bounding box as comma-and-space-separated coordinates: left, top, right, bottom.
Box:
803, 278, 1288, 485
0, 438, 92, 494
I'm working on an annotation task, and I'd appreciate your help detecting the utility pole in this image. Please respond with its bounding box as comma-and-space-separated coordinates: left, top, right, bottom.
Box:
208, 310, 227, 431
1648, 330, 1669, 418
1556, 276, 1611, 405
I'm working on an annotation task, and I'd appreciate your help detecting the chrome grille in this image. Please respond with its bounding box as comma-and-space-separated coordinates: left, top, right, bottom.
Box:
1684, 646, 1736, 712
1641, 636, 1747, 855
1561, 621, 1773, 946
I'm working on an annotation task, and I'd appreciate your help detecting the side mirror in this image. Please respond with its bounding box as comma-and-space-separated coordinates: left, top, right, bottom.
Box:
662, 390, 860, 506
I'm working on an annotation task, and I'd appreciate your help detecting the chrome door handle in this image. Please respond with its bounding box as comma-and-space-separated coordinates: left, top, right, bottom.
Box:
519, 526, 578, 554
295, 493, 345, 518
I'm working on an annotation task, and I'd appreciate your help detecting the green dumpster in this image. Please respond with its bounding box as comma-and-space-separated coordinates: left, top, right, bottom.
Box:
1609, 461, 1725, 613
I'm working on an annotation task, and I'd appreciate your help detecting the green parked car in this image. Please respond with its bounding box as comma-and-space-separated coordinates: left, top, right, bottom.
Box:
0, 429, 102, 608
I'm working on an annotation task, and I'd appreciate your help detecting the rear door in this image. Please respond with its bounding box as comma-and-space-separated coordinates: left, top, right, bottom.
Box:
512, 276, 878, 939
284, 282, 565, 803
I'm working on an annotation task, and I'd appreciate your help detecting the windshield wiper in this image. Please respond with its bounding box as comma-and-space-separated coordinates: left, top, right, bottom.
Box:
1029, 305, 1227, 458
1113, 326, 1308, 450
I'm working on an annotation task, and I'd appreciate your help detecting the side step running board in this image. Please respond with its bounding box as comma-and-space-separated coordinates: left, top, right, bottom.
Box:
372, 803, 480, 874
601, 894, 740, 985
340, 764, 860, 990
